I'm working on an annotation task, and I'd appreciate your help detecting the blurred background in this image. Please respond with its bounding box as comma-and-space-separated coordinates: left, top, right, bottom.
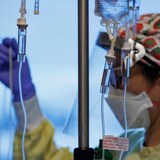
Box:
0, 0, 159, 159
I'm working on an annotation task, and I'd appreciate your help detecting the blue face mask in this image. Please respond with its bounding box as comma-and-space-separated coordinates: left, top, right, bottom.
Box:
106, 87, 153, 130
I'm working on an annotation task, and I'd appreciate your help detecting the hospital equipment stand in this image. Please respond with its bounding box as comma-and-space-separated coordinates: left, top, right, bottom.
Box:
74, 0, 94, 159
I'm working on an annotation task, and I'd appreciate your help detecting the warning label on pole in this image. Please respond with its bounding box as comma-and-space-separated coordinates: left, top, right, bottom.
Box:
103, 135, 129, 151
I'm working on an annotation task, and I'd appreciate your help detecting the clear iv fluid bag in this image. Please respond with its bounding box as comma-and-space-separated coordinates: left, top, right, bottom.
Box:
95, 0, 129, 22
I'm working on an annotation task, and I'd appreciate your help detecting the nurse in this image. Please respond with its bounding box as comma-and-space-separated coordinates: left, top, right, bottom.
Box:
97, 13, 160, 160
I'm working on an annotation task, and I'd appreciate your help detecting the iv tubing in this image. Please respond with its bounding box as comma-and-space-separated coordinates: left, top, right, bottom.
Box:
100, 22, 118, 160
118, 78, 128, 160
20, 0, 26, 17
101, 94, 105, 138
18, 61, 27, 160
100, 31, 117, 160
110, 39, 116, 51
123, 78, 128, 138
101, 93, 105, 160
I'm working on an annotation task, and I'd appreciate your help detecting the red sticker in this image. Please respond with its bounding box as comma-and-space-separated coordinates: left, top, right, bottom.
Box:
103, 136, 129, 151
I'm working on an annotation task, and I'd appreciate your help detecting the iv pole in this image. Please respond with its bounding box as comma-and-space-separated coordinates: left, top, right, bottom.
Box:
74, 0, 94, 159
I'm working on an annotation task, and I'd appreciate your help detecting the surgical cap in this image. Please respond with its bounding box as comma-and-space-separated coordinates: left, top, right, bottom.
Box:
119, 13, 160, 67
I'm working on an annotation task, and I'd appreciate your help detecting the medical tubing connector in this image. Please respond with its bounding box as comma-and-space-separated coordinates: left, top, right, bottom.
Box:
20, 0, 26, 17
121, 41, 131, 83
17, 17, 28, 62
34, 0, 39, 15
129, 0, 140, 38
100, 50, 116, 96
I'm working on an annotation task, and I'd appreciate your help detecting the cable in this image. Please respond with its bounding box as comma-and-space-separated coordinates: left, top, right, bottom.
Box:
18, 61, 27, 160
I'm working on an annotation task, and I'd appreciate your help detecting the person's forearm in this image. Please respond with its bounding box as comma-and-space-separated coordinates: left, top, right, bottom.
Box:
13, 95, 44, 131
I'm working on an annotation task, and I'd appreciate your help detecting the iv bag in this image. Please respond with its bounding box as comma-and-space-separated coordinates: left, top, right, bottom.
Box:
95, 0, 129, 22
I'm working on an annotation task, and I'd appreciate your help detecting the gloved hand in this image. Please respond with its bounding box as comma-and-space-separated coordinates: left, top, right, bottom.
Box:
0, 38, 35, 102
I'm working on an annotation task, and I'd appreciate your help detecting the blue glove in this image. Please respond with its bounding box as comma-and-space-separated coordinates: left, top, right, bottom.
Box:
0, 38, 35, 102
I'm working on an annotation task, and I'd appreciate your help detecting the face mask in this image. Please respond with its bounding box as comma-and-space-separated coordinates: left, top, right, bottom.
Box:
106, 87, 153, 130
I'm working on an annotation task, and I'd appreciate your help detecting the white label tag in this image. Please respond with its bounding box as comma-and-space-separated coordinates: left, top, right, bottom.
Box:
103, 135, 129, 151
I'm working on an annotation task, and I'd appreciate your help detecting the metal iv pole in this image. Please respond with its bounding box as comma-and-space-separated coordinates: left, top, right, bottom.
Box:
74, 0, 94, 159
